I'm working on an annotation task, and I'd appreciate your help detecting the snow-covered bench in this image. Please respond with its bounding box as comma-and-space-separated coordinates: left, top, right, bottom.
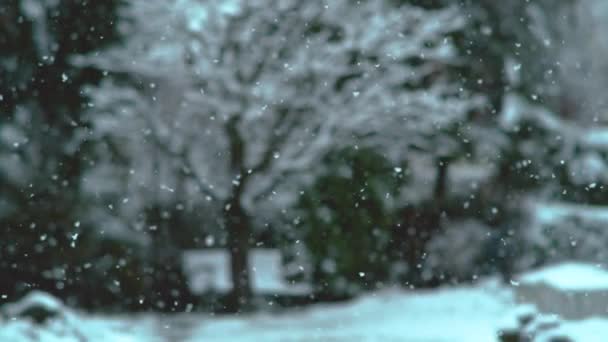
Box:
515, 262, 608, 319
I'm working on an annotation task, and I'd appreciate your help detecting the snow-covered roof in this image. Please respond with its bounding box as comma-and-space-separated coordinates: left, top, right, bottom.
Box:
518, 262, 608, 291
182, 249, 311, 296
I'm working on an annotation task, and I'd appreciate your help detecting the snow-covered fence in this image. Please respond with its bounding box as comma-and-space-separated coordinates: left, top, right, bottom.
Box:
515, 262, 608, 319
182, 249, 311, 297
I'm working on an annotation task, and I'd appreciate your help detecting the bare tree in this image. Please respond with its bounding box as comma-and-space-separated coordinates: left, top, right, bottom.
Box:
83, 0, 478, 311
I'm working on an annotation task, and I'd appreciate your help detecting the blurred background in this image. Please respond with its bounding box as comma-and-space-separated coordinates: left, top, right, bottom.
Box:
2, 0, 608, 320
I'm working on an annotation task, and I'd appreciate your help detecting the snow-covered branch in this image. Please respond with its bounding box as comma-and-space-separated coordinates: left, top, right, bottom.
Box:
84, 0, 480, 219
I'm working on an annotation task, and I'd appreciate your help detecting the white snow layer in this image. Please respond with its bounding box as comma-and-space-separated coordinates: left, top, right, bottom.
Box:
4, 278, 608, 341
185, 283, 514, 341
518, 262, 608, 291
0, 291, 160, 342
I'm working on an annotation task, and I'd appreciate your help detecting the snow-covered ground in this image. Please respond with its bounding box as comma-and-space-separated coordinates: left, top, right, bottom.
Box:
0, 281, 515, 342
3, 278, 608, 341
182, 282, 513, 341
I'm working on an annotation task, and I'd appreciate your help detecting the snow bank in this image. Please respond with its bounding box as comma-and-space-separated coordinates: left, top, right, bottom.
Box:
0, 291, 159, 342
3, 291, 64, 322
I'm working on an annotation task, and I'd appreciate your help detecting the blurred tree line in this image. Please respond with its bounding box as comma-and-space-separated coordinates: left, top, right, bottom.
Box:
1, 0, 607, 313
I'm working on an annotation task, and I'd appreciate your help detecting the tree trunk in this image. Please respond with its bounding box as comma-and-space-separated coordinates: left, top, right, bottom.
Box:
429, 156, 450, 238
223, 116, 253, 312
224, 198, 252, 312
433, 156, 450, 205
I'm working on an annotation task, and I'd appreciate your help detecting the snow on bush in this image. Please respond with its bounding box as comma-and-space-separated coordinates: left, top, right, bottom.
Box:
0, 291, 156, 342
